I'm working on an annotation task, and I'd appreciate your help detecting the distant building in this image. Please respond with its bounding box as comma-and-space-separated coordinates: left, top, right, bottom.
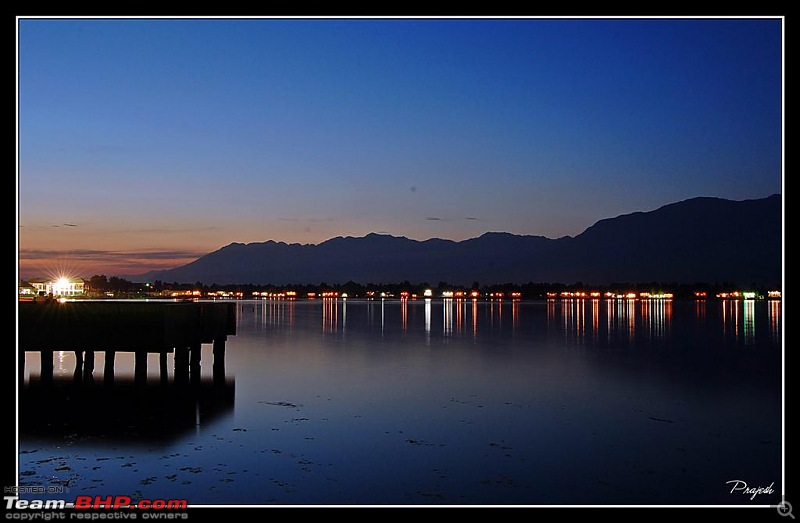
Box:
24, 277, 85, 297
18, 280, 36, 296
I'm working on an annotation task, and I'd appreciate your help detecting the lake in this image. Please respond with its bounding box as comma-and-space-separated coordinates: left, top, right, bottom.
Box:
17, 297, 783, 507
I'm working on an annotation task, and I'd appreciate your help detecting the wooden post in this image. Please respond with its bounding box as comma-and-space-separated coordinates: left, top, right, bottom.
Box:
134, 350, 148, 385
174, 346, 190, 385
83, 350, 95, 378
104, 350, 116, 386
213, 338, 226, 386
189, 342, 201, 386
73, 350, 83, 384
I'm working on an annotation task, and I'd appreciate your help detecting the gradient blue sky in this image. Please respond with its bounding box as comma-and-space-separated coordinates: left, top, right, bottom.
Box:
17, 17, 783, 279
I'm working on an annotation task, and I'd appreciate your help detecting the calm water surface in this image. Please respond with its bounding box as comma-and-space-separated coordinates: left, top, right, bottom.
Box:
18, 298, 783, 506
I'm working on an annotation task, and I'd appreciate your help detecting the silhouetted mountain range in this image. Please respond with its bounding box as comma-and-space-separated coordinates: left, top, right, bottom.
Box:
134, 194, 782, 287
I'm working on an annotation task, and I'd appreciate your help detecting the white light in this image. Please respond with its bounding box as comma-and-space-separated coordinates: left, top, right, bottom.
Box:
54, 277, 70, 295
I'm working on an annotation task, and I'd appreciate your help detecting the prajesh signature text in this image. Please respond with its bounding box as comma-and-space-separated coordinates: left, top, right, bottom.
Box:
726, 479, 775, 500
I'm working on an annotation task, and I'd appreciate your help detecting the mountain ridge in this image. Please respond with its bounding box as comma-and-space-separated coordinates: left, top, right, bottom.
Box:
130, 194, 782, 287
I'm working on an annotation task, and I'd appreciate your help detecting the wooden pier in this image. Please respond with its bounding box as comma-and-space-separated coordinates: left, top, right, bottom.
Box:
18, 300, 237, 386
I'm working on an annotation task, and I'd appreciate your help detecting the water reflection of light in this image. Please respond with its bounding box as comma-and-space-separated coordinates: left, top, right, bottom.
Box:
562, 299, 586, 343
401, 297, 408, 333
769, 300, 781, 342
424, 298, 431, 340
627, 299, 636, 341
490, 299, 502, 330
695, 299, 706, 321
721, 299, 728, 336
742, 299, 755, 344
455, 299, 464, 334
607, 298, 636, 342
260, 298, 296, 332
547, 299, 557, 323
260, 299, 268, 329
322, 297, 338, 334
640, 300, 650, 338
591, 299, 599, 344
443, 298, 453, 337
722, 299, 750, 343
512, 299, 520, 332
719, 299, 774, 345
645, 299, 670, 340
472, 298, 479, 338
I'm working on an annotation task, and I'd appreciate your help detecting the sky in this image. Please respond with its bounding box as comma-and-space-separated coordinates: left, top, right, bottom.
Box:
16, 16, 783, 280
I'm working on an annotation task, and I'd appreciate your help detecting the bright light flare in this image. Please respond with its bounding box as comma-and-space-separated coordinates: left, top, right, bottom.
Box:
53, 277, 70, 296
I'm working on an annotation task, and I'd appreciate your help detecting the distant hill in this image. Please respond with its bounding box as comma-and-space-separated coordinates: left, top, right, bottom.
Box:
132, 194, 782, 287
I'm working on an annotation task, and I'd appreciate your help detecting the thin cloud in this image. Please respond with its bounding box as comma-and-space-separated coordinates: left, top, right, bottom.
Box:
19, 249, 207, 261
426, 216, 483, 222
114, 226, 221, 234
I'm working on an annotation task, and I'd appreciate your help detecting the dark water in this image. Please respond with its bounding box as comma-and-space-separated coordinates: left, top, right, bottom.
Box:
17, 298, 783, 506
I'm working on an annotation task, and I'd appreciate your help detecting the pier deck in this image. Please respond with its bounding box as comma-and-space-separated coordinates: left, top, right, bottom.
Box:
18, 300, 237, 384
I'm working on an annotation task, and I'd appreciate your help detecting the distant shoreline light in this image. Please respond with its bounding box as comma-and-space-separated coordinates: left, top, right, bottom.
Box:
18, 276, 782, 303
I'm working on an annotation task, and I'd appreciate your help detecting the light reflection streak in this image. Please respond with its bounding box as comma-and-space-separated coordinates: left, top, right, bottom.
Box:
627, 298, 635, 342
472, 299, 479, 338
743, 299, 755, 344
485, 298, 503, 332
561, 299, 586, 344
650, 299, 670, 340
769, 300, 781, 342
424, 298, 431, 342
640, 299, 650, 338
576, 299, 585, 342
322, 297, 338, 334
401, 297, 408, 333
695, 299, 706, 321
455, 298, 464, 334
547, 299, 558, 324
242, 297, 777, 354
720, 299, 758, 344
552, 297, 675, 344
721, 299, 728, 337
260, 298, 295, 331
443, 298, 453, 337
